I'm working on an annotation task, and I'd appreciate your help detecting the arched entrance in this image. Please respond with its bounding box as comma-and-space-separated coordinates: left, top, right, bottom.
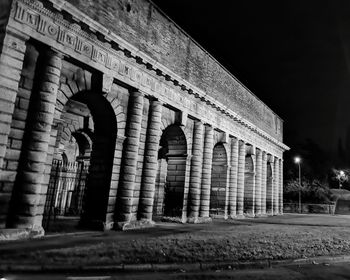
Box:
153, 125, 187, 219
210, 143, 228, 216
244, 155, 255, 215
266, 162, 273, 214
43, 90, 117, 231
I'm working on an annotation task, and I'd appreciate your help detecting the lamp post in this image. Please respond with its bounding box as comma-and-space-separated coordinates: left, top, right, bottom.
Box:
294, 157, 301, 214
339, 170, 345, 189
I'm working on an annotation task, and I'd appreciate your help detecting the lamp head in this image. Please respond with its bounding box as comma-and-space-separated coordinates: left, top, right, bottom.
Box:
294, 157, 301, 164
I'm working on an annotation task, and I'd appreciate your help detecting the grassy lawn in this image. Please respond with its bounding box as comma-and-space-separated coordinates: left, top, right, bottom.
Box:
3, 218, 350, 266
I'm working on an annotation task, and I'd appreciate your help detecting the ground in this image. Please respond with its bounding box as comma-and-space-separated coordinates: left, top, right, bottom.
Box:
1, 214, 350, 269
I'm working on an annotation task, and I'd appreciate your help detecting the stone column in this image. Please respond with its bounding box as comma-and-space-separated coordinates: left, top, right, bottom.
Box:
273, 156, 280, 215
0, 30, 28, 171
236, 140, 246, 216
199, 124, 214, 219
266, 155, 274, 215
8, 49, 62, 229
261, 152, 267, 215
188, 120, 204, 222
279, 159, 283, 214
244, 147, 255, 217
115, 91, 144, 228
228, 137, 239, 218
255, 148, 263, 216
138, 99, 163, 222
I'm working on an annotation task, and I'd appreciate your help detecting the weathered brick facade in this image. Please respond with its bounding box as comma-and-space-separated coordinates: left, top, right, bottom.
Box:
0, 0, 288, 237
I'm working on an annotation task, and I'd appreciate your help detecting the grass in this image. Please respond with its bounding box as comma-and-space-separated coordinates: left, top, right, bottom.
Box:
3, 219, 350, 266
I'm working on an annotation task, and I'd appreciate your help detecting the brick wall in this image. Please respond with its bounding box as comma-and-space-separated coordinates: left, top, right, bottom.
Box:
64, 0, 283, 141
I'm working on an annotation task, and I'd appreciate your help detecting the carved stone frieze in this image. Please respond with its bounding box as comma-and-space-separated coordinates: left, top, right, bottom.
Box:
9, 0, 286, 157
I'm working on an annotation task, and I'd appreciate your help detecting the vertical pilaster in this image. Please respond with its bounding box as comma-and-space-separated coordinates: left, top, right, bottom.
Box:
228, 137, 239, 218
273, 156, 279, 215
236, 140, 245, 216
255, 149, 263, 216
0, 30, 28, 171
199, 124, 213, 218
8, 49, 62, 229
188, 120, 204, 222
115, 90, 144, 227
279, 159, 283, 214
138, 99, 162, 222
261, 152, 267, 215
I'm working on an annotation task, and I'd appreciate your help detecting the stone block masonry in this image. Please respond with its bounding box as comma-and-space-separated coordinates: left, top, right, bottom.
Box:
0, 0, 288, 237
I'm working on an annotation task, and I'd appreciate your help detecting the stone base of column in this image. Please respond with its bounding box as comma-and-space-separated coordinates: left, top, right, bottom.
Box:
187, 216, 212, 224
235, 214, 246, 219
0, 226, 44, 241
244, 213, 255, 218
114, 219, 156, 231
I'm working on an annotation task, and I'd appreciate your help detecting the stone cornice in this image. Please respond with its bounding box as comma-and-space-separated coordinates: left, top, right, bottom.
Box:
11, 0, 289, 152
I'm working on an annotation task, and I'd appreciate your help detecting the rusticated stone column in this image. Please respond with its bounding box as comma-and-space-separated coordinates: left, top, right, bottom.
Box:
273, 156, 280, 215
228, 137, 239, 218
188, 120, 204, 222
261, 152, 267, 215
199, 124, 214, 218
0, 30, 28, 171
138, 99, 163, 222
236, 140, 246, 216
279, 159, 283, 214
266, 155, 274, 215
115, 91, 144, 228
255, 149, 263, 216
244, 148, 255, 217
8, 49, 62, 229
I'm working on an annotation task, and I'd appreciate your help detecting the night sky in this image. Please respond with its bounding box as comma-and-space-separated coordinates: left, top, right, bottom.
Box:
151, 0, 350, 166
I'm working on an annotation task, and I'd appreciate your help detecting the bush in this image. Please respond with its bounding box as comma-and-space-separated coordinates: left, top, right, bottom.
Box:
284, 179, 331, 204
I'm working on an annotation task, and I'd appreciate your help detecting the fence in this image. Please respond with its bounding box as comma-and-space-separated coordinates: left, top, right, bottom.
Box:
42, 159, 89, 231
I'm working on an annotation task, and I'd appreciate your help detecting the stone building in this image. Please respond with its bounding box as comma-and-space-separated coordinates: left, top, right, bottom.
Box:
0, 0, 289, 236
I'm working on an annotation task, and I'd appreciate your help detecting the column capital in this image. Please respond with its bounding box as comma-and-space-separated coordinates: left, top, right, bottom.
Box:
203, 122, 213, 127
149, 97, 164, 106
262, 151, 267, 160
6, 26, 30, 41
129, 89, 145, 97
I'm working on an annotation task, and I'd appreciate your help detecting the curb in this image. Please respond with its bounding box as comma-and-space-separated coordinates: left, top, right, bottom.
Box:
1, 255, 350, 273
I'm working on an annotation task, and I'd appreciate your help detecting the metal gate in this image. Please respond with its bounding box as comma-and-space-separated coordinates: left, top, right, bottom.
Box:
43, 159, 89, 231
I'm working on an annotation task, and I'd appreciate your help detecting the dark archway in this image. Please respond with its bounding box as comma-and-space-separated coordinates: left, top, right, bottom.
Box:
210, 143, 228, 216
43, 90, 117, 231
73, 90, 117, 227
153, 125, 187, 218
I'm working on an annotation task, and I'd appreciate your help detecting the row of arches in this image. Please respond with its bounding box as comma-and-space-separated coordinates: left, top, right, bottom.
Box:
3, 43, 281, 233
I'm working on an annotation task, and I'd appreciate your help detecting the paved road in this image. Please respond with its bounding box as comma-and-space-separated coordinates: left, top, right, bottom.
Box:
3, 262, 350, 280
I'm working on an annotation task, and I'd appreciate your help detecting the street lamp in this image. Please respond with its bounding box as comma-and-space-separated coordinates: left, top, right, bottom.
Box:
294, 156, 302, 214
339, 170, 345, 189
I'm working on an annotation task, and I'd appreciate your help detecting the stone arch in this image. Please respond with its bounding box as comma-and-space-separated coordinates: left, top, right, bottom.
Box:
266, 160, 274, 215
210, 143, 229, 217
104, 94, 127, 138
244, 151, 255, 215
70, 90, 117, 228
153, 124, 189, 219
47, 76, 119, 230
159, 112, 192, 157
72, 130, 93, 161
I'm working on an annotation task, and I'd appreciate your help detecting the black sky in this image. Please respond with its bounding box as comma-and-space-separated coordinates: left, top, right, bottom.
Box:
151, 0, 350, 164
